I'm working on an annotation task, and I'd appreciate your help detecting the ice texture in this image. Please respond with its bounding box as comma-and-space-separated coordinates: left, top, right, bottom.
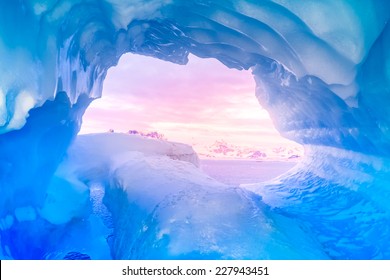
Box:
0, 0, 390, 259
56, 133, 329, 259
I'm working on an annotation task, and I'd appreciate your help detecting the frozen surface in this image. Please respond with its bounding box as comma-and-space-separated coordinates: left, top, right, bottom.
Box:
42, 133, 199, 225
0, 0, 390, 259
200, 160, 296, 185
57, 133, 328, 259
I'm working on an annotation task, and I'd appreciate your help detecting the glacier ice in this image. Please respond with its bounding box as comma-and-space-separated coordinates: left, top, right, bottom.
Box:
0, 0, 390, 259
54, 133, 329, 259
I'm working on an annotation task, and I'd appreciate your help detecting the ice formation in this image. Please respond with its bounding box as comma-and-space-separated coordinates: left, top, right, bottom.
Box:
0, 0, 390, 259
52, 133, 328, 259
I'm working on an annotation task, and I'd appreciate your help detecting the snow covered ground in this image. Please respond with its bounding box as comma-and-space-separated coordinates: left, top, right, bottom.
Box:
43, 133, 327, 259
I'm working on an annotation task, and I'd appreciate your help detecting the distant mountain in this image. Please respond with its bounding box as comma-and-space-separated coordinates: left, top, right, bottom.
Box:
195, 139, 303, 161
122, 130, 303, 161
210, 140, 236, 155
248, 150, 267, 159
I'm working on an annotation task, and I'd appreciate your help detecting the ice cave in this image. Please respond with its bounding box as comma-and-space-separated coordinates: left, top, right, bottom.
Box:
1, 0, 390, 259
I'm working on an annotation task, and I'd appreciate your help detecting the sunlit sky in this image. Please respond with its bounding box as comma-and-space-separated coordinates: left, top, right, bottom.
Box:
81, 53, 299, 150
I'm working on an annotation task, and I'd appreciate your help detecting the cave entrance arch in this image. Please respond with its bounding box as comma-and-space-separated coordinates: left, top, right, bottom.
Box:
80, 53, 303, 182
1, 0, 390, 260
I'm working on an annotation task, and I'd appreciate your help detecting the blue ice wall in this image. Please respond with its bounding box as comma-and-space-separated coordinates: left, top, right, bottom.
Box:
0, 93, 91, 214
0, 93, 92, 258
0, 0, 390, 259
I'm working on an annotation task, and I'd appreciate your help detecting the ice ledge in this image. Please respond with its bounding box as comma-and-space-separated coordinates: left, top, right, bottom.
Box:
62, 132, 200, 170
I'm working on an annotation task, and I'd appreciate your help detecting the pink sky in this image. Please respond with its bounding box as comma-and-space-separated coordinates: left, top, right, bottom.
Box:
80, 53, 300, 151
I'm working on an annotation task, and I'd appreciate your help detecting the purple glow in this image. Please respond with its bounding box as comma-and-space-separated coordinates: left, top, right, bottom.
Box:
81, 54, 302, 157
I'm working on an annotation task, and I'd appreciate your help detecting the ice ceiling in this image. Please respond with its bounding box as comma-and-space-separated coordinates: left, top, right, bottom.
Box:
1, 0, 390, 259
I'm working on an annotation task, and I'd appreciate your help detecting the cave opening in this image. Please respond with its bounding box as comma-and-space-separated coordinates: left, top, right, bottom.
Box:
2, 0, 389, 260
80, 52, 303, 185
